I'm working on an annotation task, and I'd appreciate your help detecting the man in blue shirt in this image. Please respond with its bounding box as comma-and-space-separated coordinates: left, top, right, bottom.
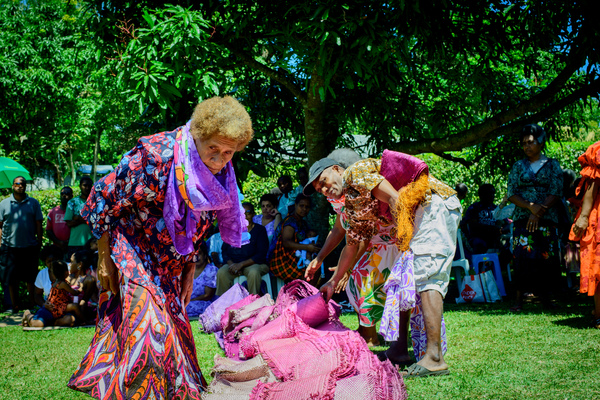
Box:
0, 176, 43, 312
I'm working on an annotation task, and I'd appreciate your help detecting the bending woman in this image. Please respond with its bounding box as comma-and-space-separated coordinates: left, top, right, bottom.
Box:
68, 96, 253, 399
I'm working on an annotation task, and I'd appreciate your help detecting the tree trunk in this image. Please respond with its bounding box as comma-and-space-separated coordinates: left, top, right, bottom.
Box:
69, 147, 76, 185
304, 71, 336, 239
92, 130, 101, 182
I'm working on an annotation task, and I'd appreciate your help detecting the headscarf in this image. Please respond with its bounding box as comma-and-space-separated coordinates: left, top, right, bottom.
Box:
164, 122, 247, 255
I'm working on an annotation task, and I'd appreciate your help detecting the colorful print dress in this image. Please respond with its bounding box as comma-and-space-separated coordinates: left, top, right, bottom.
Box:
507, 157, 562, 273
268, 214, 308, 282
68, 129, 214, 399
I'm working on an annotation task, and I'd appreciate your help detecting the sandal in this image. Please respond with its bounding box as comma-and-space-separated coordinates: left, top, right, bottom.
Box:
593, 318, 600, 329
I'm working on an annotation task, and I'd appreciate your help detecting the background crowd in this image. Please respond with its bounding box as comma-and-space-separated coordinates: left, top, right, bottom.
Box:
1, 124, 599, 333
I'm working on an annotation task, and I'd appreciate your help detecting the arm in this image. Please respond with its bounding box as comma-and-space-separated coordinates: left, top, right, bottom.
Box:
282, 226, 320, 252
34, 287, 45, 308
372, 178, 399, 209
65, 215, 86, 228
181, 261, 195, 307
229, 227, 270, 274
59, 281, 82, 296
320, 242, 359, 302
305, 213, 345, 280
191, 286, 216, 302
97, 232, 119, 294
572, 181, 598, 238
36, 220, 43, 245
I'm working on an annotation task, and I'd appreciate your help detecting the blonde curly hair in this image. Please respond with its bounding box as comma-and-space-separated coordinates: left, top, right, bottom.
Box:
190, 96, 253, 149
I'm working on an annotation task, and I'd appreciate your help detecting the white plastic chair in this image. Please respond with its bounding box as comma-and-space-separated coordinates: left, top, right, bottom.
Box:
451, 229, 470, 284
233, 273, 285, 299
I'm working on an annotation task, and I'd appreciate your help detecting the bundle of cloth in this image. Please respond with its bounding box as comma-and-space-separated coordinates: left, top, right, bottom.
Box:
198, 280, 407, 400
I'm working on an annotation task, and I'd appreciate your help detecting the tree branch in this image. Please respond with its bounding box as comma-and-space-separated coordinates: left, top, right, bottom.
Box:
434, 152, 474, 167
392, 58, 593, 154
225, 47, 307, 107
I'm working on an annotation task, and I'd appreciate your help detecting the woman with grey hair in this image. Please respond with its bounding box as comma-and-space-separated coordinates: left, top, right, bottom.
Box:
507, 124, 563, 312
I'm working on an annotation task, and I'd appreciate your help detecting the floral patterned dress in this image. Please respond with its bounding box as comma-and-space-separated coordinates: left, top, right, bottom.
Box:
507, 156, 563, 286
68, 129, 215, 399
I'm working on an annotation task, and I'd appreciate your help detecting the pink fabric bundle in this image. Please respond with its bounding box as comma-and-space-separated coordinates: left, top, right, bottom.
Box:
199, 283, 249, 333
202, 280, 407, 400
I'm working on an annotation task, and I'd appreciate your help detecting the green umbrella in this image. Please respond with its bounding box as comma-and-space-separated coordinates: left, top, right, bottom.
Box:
0, 157, 32, 189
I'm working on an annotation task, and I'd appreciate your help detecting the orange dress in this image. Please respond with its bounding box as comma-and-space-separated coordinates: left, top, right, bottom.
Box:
569, 141, 600, 296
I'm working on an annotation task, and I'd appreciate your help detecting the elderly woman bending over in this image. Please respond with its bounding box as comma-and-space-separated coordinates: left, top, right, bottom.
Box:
68, 96, 253, 399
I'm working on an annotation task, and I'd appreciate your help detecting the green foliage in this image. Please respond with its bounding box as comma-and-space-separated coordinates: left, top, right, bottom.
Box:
422, 140, 594, 207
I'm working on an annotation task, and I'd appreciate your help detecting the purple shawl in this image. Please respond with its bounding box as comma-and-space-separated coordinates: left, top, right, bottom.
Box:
164, 122, 247, 255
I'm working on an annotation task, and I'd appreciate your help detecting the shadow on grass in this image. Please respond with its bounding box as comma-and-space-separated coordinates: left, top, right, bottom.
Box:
444, 296, 592, 319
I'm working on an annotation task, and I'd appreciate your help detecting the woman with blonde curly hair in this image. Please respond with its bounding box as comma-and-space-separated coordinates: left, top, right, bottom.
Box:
68, 96, 252, 399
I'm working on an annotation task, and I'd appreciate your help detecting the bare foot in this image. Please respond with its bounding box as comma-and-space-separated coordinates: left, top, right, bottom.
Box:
21, 310, 31, 327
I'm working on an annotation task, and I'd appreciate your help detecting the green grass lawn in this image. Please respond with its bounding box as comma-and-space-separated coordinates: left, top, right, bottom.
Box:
1, 299, 599, 400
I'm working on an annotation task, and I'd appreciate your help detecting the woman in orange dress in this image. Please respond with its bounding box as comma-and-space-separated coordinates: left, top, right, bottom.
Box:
570, 141, 600, 329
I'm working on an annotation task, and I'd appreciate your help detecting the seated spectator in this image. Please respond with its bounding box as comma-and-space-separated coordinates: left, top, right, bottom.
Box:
33, 245, 64, 308
71, 250, 99, 304
186, 243, 218, 318
269, 194, 321, 283
461, 184, 503, 254
253, 193, 282, 243
69, 250, 99, 324
277, 175, 297, 218
207, 229, 224, 268
216, 203, 269, 295
46, 186, 73, 256
23, 261, 82, 328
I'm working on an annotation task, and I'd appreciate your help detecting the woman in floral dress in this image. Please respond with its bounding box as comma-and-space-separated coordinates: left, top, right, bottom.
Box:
68, 96, 253, 399
507, 124, 563, 312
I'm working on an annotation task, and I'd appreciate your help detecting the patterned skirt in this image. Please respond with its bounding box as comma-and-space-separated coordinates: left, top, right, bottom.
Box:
68, 273, 206, 399
347, 243, 399, 327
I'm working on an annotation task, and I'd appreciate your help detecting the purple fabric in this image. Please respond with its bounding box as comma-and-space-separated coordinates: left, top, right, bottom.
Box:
163, 122, 247, 255
380, 250, 416, 341
378, 149, 429, 219
198, 283, 250, 333
185, 263, 218, 318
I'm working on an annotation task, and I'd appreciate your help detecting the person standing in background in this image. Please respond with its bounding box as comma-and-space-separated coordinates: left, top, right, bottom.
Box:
46, 186, 73, 257
64, 177, 93, 257
0, 176, 43, 312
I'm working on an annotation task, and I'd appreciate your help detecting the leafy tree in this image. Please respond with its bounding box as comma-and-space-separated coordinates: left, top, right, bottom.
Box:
89, 0, 600, 166
0, 0, 136, 185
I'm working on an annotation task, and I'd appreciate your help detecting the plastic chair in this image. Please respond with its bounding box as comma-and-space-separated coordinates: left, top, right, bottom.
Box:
451, 229, 470, 284
471, 253, 507, 297
233, 273, 285, 299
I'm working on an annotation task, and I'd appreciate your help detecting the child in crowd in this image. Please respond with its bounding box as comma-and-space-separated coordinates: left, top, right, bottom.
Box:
295, 229, 319, 269
70, 250, 99, 324
23, 261, 83, 327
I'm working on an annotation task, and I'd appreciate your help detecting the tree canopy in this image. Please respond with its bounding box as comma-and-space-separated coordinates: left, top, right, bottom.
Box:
2, 0, 599, 191
87, 0, 600, 169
